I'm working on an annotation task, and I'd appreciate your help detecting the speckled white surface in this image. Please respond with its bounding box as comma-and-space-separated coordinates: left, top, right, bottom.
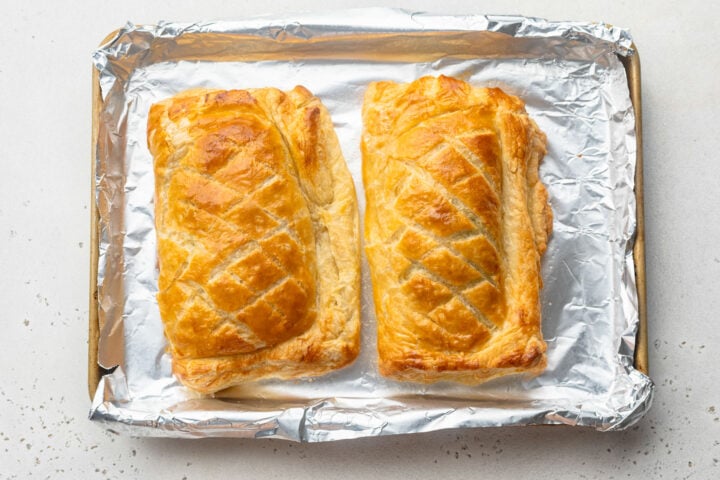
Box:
1, 1, 718, 478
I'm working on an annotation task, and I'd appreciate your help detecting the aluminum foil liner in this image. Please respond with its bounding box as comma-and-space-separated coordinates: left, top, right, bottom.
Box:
89, 8, 653, 440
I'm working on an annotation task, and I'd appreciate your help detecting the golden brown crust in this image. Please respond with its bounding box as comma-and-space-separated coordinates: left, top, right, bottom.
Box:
147, 86, 360, 393
362, 75, 552, 384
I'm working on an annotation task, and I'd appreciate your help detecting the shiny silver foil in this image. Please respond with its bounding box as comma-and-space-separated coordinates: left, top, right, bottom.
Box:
89, 8, 653, 440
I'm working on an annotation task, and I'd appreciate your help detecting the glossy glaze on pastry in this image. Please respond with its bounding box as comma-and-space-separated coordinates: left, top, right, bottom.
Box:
362, 75, 552, 384
147, 87, 360, 393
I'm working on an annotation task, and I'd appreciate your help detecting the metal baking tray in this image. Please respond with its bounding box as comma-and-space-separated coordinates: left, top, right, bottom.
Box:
88, 11, 650, 438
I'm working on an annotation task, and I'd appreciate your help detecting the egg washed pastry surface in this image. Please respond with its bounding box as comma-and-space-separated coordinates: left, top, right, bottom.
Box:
147, 87, 360, 394
362, 75, 552, 384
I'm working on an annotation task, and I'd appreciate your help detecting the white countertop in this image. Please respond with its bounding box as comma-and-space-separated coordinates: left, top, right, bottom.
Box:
1, 1, 718, 478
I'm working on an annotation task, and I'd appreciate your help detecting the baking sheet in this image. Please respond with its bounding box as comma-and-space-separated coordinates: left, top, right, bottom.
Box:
89, 9, 653, 439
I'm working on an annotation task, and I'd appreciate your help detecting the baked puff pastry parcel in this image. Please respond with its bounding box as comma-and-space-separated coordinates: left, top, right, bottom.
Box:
362, 75, 552, 384
147, 86, 360, 393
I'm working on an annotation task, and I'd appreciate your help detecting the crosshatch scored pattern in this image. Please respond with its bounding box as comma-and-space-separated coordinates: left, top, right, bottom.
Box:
147, 86, 360, 393
363, 75, 552, 383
